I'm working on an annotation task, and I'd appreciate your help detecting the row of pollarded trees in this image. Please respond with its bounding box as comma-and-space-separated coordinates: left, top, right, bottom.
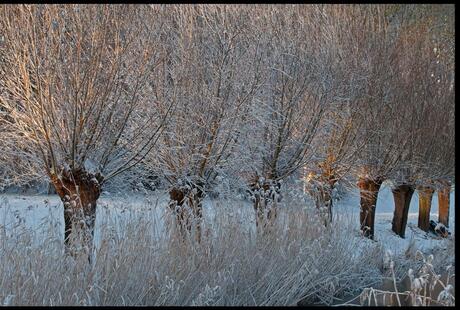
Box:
0, 4, 455, 256
388, 7, 454, 238
351, 5, 455, 239
147, 5, 342, 233
301, 4, 454, 239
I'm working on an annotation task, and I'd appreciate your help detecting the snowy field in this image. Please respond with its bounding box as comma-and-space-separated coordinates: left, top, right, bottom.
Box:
335, 184, 455, 255
0, 184, 455, 306
0, 183, 454, 256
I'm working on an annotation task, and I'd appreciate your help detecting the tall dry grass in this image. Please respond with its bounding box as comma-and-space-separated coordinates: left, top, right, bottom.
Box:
359, 248, 455, 306
0, 198, 385, 306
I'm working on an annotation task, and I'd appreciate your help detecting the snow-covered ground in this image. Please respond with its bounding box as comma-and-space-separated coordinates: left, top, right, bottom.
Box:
0, 183, 455, 256
334, 184, 455, 256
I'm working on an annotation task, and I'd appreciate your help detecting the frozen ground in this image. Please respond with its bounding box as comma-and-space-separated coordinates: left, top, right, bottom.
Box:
338, 185, 454, 256
0, 183, 455, 256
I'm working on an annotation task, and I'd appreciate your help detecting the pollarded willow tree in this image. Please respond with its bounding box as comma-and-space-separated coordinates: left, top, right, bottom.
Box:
344, 4, 455, 239
146, 5, 265, 241
302, 5, 378, 225
386, 32, 428, 238
304, 105, 364, 225
334, 5, 405, 239
240, 5, 334, 228
0, 5, 172, 253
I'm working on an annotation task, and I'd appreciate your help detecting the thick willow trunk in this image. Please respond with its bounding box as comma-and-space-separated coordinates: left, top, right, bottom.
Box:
417, 186, 434, 232
357, 177, 382, 239
391, 184, 414, 238
438, 182, 450, 227
169, 185, 204, 243
50, 167, 102, 259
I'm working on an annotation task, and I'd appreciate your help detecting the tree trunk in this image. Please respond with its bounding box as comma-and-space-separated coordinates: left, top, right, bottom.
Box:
314, 184, 333, 226
306, 170, 336, 226
169, 187, 187, 237
417, 186, 434, 232
250, 178, 281, 230
438, 182, 450, 227
327, 197, 333, 224
323, 182, 335, 225
391, 184, 414, 238
253, 192, 264, 228
357, 177, 382, 239
50, 167, 102, 259
266, 202, 278, 225
253, 190, 270, 230
47, 181, 56, 195
189, 191, 203, 243
169, 185, 204, 243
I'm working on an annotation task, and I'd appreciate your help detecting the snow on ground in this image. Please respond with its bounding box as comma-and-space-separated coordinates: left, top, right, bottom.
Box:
334, 183, 455, 256
0, 182, 455, 256
0, 193, 171, 248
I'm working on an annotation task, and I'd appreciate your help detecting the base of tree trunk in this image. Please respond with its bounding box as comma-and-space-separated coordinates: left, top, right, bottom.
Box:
253, 199, 278, 230
417, 186, 434, 232
357, 177, 382, 240
49, 167, 102, 260
169, 185, 204, 243
391, 184, 414, 238
304, 169, 336, 226
316, 184, 334, 226
438, 182, 450, 227
249, 178, 281, 231
63, 204, 96, 261
254, 195, 263, 228
47, 182, 56, 195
